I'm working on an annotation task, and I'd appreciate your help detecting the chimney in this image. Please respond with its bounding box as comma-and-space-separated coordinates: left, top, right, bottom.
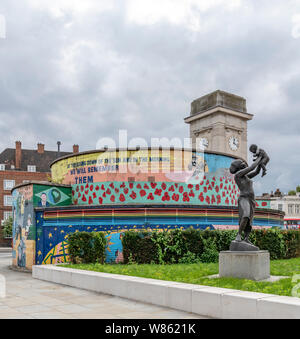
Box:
15, 141, 22, 169
73, 145, 79, 154
37, 143, 45, 154
57, 141, 61, 155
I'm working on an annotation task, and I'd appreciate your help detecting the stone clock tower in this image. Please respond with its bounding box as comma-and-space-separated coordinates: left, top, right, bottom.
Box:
184, 90, 253, 161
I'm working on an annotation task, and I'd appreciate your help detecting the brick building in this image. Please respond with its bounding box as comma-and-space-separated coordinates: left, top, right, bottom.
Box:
0, 141, 79, 245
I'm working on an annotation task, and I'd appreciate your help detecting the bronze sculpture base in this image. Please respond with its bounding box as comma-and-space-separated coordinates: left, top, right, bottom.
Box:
230, 240, 259, 252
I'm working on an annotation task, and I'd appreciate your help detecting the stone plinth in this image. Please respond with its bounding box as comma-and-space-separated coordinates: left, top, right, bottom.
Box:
219, 251, 270, 281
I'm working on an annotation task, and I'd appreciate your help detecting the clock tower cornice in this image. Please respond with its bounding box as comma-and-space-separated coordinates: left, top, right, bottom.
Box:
184, 106, 253, 124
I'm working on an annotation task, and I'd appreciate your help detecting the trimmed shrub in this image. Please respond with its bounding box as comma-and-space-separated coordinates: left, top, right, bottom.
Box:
282, 230, 300, 259
200, 237, 219, 263
249, 229, 286, 260
182, 228, 205, 258
178, 251, 201, 264
122, 231, 160, 264
121, 229, 300, 265
68, 232, 106, 264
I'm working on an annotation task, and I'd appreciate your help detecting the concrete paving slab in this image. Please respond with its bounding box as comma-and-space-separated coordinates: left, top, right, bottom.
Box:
0, 256, 205, 319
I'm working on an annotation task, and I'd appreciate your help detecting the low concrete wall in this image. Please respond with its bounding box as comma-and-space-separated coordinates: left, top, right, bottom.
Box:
32, 265, 300, 319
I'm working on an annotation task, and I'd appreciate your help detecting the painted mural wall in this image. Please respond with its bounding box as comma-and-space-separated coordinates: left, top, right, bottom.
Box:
34, 205, 283, 266
12, 183, 72, 270
52, 150, 245, 207
12, 185, 35, 269
51, 149, 233, 186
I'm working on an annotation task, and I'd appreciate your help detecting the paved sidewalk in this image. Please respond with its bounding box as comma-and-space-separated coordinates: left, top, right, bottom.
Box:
0, 254, 206, 319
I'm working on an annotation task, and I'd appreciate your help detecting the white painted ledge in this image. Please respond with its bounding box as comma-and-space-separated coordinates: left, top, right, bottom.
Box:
32, 265, 300, 319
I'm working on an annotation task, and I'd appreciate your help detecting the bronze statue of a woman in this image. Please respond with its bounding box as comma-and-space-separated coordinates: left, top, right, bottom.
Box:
229, 155, 263, 251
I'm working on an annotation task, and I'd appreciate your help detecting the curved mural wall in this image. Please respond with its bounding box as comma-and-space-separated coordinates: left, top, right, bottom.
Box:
52, 149, 243, 207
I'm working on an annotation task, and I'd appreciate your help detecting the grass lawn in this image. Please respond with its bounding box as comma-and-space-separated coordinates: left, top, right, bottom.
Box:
62, 257, 300, 298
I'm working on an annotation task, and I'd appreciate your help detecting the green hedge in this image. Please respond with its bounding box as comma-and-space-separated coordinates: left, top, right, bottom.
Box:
122, 231, 160, 264
122, 229, 300, 264
68, 232, 107, 264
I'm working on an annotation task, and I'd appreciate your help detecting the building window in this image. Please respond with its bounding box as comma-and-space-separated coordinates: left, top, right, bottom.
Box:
27, 165, 36, 172
3, 211, 12, 220
4, 195, 13, 206
295, 205, 300, 214
288, 204, 294, 215
3, 180, 15, 191
278, 204, 283, 211
0, 164, 5, 171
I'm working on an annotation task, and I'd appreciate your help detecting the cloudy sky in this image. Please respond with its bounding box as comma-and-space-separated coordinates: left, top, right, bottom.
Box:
0, 0, 300, 194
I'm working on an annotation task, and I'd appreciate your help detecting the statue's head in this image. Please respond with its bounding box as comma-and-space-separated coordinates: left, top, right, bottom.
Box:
230, 159, 247, 174
249, 144, 257, 153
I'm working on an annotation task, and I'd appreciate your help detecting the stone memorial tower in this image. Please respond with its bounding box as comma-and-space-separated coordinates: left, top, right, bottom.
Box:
184, 90, 253, 161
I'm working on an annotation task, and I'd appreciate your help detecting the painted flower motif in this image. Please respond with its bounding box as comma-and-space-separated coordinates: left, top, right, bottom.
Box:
172, 193, 180, 202
183, 192, 190, 202
147, 193, 154, 201
130, 191, 137, 200
140, 190, 147, 197
162, 192, 170, 202
155, 189, 162, 196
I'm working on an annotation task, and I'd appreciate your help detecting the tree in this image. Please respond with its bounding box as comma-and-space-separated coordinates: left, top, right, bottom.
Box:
2, 217, 12, 238
288, 190, 297, 196
296, 186, 300, 193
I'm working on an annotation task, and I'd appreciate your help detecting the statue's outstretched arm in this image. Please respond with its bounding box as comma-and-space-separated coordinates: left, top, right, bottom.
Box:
247, 166, 261, 179
236, 156, 263, 178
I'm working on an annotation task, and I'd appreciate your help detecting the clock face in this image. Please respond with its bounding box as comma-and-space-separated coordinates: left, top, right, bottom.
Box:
198, 137, 209, 150
229, 136, 239, 151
